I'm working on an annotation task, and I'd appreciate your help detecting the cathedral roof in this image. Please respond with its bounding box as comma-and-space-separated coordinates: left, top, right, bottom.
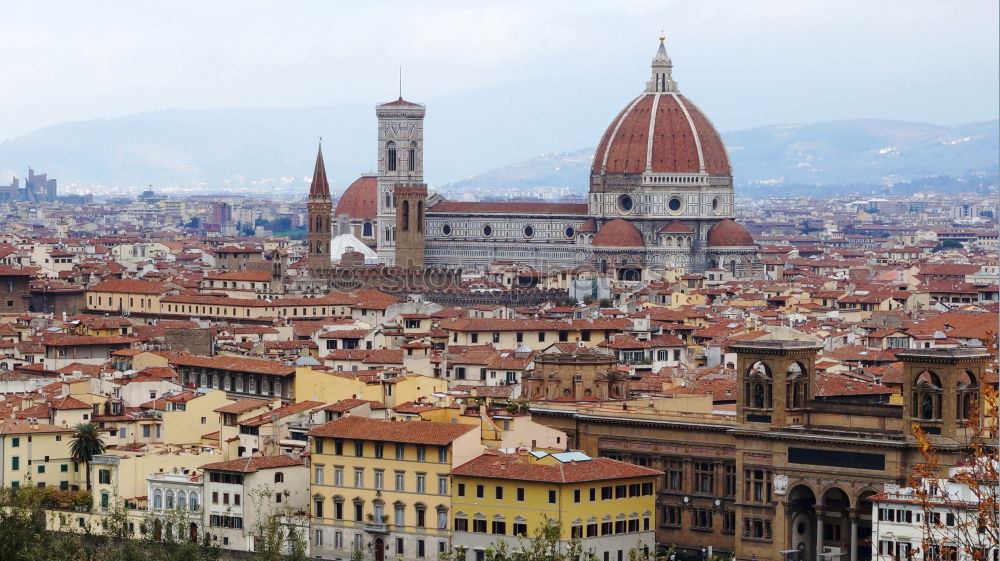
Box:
381, 97, 422, 107
592, 219, 645, 247
309, 144, 330, 199
578, 218, 598, 233
706, 219, 755, 247
659, 220, 693, 233
335, 175, 378, 220
591, 39, 730, 178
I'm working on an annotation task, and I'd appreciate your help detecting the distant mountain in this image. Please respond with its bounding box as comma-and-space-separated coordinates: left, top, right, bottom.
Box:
443, 119, 999, 196
0, 92, 995, 198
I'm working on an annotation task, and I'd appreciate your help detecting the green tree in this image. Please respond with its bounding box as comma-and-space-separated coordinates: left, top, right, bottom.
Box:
70, 422, 107, 490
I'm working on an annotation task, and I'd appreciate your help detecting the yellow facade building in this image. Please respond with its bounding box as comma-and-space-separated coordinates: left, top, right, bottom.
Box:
0, 418, 80, 490
449, 450, 661, 561
307, 416, 482, 561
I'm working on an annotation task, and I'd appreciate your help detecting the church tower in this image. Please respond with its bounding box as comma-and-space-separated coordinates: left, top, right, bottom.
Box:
375, 98, 425, 265
393, 183, 427, 269
307, 143, 333, 276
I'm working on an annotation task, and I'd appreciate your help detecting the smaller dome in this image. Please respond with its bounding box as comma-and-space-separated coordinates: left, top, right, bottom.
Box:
335, 175, 377, 220
707, 219, 755, 247
593, 219, 645, 247
659, 220, 692, 234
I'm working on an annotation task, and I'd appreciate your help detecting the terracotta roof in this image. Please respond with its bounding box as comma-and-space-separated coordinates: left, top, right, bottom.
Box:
0, 418, 75, 435
201, 455, 302, 473
381, 97, 422, 107
592, 218, 644, 247
451, 452, 662, 483
213, 398, 270, 414
593, 93, 730, 176
240, 400, 324, 427
156, 352, 295, 377
707, 219, 755, 247
50, 396, 92, 410
335, 175, 378, 220
308, 416, 475, 445
204, 271, 273, 282
89, 279, 166, 295
659, 220, 693, 234
321, 398, 371, 412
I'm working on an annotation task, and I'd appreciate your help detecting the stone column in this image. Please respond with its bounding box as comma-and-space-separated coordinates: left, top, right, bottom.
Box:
849, 509, 858, 561
815, 507, 824, 561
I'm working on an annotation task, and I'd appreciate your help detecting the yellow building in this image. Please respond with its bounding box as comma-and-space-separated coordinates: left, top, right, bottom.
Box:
449, 450, 661, 561
0, 418, 80, 490
292, 365, 447, 409
85, 279, 167, 315
439, 318, 631, 351
161, 389, 234, 446
307, 416, 483, 561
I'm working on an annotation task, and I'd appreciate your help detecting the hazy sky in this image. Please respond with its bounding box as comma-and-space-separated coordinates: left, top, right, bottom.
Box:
1, 0, 997, 141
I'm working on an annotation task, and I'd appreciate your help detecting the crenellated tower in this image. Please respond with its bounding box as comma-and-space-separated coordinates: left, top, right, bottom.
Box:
307, 143, 333, 276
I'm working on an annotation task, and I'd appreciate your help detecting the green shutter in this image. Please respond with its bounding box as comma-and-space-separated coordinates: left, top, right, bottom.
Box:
61, 464, 68, 472
11, 456, 19, 471
11, 437, 19, 447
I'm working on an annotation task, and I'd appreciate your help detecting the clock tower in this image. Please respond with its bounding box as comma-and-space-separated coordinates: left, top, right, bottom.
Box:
375, 97, 425, 265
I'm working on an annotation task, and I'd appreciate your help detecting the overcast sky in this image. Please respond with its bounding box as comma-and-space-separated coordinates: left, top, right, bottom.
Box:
1, 0, 997, 141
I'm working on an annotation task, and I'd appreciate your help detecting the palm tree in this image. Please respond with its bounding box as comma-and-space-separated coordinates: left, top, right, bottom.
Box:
70, 422, 106, 490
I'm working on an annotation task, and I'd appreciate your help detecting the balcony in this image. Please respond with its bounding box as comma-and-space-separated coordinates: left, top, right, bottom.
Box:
363, 522, 388, 534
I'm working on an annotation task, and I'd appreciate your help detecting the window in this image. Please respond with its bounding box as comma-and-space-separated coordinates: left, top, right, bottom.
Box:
692, 508, 713, 530
495, 486, 503, 500
314, 465, 324, 485
98, 469, 112, 484
395, 505, 405, 526
334, 466, 344, 486
334, 498, 343, 520
601, 486, 612, 500
571, 523, 583, 538
437, 509, 448, 529
514, 522, 528, 536
665, 459, 684, 491
589, 487, 596, 501
354, 441, 364, 457
744, 469, 772, 503
375, 443, 384, 458
334, 440, 343, 455
743, 517, 772, 540
663, 506, 682, 527
516, 487, 525, 502
274, 472, 284, 484
416, 446, 426, 462
586, 521, 598, 537
438, 447, 448, 463
492, 520, 506, 535
416, 473, 426, 494
723, 464, 736, 497
472, 518, 487, 533
476, 484, 484, 498
11, 437, 18, 447
374, 470, 384, 490
354, 468, 364, 488
417, 539, 425, 558
457, 483, 466, 497
416, 505, 426, 527
395, 444, 405, 460
548, 490, 556, 504
722, 510, 736, 534
454, 517, 468, 532
695, 462, 715, 494
234, 494, 240, 506
354, 502, 363, 522
438, 476, 448, 495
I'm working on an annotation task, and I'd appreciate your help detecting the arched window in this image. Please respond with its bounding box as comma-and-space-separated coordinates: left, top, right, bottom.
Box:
408, 142, 417, 172
153, 489, 163, 510
189, 492, 199, 512
385, 227, 391, 243
387, 141, 397, 172
166, 490, 175, 510
744, 361, 773, 410
912, 370, 942, 421
275, 472, 285, 484
177, 491, 187, 511
402, 200, 410, 232
955, 370, 979, 421
417, 201, 424, 233
385, 192, 392, 209
785, 362, 808, 409
363, 222, 373, 237
315, 216, 323, 233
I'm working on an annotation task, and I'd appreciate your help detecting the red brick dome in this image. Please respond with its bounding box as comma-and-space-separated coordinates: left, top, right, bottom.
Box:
706, 219, 755, 247
335, 175, 377, 220
592, 219, 645, 247
592, 93, 730, 177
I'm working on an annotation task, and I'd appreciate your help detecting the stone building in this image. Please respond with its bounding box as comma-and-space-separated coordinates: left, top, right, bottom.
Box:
529, 342, 992, 561
522, 351, 630, 401
326, 36, 760, 279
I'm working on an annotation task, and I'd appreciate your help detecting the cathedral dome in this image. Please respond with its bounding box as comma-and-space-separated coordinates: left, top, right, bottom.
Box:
592, 218, 645, 247
706, 219, 755, 247
335, 175, 377, 220
591, 39, 730, 178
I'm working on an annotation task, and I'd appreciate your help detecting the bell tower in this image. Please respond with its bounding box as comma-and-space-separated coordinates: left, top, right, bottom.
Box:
375, 98, 425, 266
731, 340, 822, 427
307, 143, 332, 276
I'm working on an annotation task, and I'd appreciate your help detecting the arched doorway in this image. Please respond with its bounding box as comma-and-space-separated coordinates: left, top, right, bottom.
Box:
374, 537, 385, 561
189, 522, 198, 542
856, 491, 877, 561
820, 487, 851, 559
787, 485, 817, 561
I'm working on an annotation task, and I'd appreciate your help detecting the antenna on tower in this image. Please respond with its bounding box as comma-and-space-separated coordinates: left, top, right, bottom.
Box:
399, 66, 402, 99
